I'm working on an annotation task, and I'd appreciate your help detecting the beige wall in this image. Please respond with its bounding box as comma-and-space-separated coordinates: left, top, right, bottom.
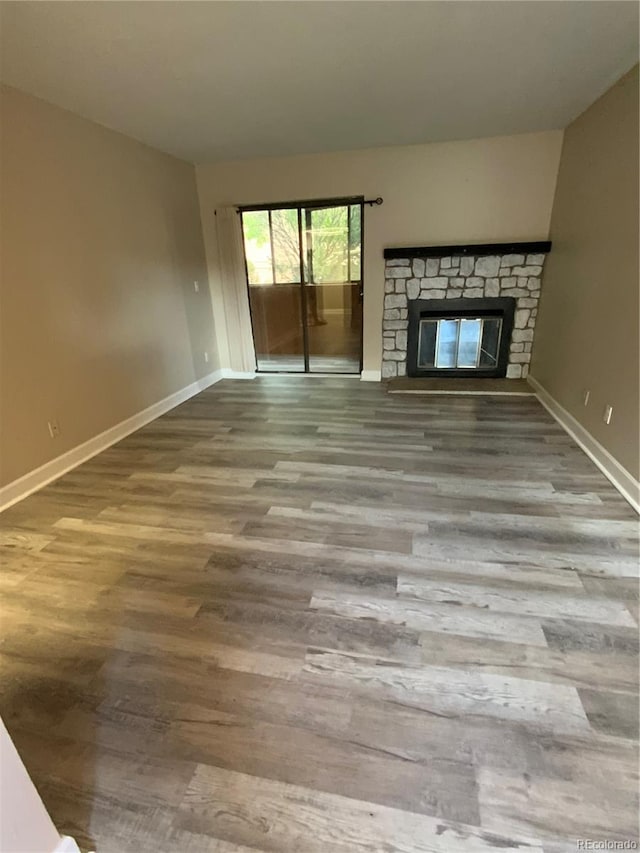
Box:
196, 130, 563, 373
530, 66, 639, 479
0, 85, 218, 487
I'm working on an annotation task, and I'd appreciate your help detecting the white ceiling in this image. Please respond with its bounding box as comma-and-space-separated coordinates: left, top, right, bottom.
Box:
1, 1, 638, 163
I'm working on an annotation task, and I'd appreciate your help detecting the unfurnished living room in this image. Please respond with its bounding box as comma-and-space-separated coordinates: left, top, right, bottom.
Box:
0, 2, 638, 852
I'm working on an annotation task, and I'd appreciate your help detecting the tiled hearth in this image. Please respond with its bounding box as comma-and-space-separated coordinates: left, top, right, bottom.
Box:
381, 242, 550, 379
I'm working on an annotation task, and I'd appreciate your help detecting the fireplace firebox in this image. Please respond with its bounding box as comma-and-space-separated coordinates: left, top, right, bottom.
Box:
406, 297, 515, 378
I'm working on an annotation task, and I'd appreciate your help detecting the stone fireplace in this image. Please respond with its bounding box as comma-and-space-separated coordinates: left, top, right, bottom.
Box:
381, 242, 550, 379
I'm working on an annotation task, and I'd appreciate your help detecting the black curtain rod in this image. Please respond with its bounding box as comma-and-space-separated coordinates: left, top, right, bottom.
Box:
235, 196, 383, 213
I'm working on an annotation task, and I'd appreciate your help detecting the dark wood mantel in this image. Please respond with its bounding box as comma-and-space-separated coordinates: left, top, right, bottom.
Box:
384, 241, 551, 260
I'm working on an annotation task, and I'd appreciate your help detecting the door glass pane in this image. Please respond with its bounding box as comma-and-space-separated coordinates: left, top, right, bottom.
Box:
435, 319, 458, 368
457, 319, 482, 367
242, 211, 273, 285
304, 204, 361, 373
272, 208, 300, 283
305, 282, 361, 373
247, 283, 305, 372
242, 210, 304, 372
306, 207, 347, 283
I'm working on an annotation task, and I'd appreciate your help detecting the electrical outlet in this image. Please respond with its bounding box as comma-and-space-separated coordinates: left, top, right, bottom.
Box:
47, 419, 60, 438
583, 389, 590, 407
193, 281, 200, 293
204, 351, 209, 363
603, 405, 613, 425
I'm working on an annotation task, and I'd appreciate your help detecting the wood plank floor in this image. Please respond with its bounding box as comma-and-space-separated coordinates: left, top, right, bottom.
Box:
387, 377, 533, 395
1, 377, 638, 853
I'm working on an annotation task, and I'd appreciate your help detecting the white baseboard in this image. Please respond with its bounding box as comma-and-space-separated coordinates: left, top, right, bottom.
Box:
0, 369, 224, 513
388, 389, 534, 396
360, 370, 381, 382
54, 836, 81, 853
528, 375, 640, 513
220, 369, 256, 379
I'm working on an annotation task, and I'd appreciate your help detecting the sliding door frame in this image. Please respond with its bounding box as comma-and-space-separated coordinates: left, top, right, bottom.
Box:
297, 207, 310, 372
239, 196, 364, 375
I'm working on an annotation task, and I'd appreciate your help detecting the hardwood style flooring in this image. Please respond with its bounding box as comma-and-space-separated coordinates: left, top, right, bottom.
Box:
387, 377, 533, 395
1, 377, 638, 853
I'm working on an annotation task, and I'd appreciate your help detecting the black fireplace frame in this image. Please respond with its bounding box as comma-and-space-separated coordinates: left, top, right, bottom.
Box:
406, 297, 516, 378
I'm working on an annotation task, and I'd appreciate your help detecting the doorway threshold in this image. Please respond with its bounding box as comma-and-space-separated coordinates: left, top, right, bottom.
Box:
256, 372, 361, 379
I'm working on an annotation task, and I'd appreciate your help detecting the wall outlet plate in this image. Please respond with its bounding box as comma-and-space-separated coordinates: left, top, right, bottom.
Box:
603, 404, 613, 425
583, 390, 590, 406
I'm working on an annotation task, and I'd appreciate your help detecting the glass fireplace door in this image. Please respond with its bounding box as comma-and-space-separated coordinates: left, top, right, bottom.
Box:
418, 316, 503, 370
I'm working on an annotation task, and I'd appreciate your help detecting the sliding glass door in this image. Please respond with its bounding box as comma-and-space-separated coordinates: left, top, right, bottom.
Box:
241, 198, 363, 374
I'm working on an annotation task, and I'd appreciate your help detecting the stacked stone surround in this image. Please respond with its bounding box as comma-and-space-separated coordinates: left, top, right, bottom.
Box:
382, 250, 548, 379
